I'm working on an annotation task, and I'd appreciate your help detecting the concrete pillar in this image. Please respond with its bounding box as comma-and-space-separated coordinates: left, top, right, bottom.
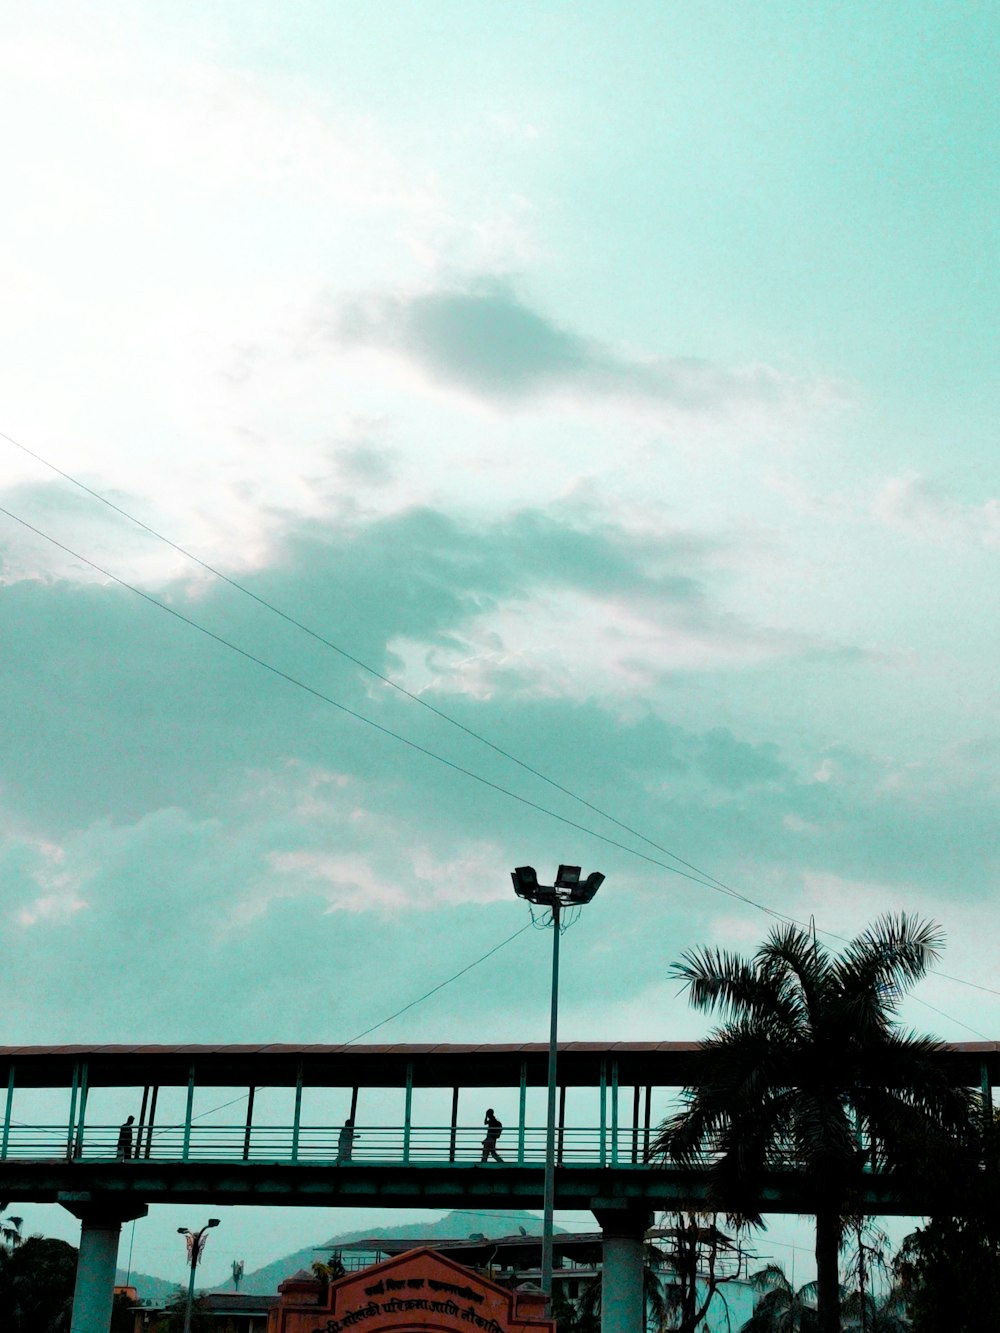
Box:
593, 1206, 651, 1333
61, 1197, 148, 1333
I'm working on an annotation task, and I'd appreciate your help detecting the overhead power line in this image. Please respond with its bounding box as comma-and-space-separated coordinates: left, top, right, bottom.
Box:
154, 921, 537, 1130
0, 433, 998, 1019
0, 427, 772, 902
0, 502, 777, 910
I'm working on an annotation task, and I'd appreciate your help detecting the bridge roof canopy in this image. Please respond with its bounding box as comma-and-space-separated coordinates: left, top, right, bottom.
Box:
0, 1042, 710, 1089
1, 1042, 998, 1091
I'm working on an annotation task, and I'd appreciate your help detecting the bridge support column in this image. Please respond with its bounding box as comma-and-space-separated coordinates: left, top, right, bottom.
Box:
60, 1197, 148, 1333
593, 1206, 651, 1333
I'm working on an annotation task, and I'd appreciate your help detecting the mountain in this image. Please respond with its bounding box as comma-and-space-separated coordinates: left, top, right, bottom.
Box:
115, 1267, 180, 1304
227, 1209, 556, 1296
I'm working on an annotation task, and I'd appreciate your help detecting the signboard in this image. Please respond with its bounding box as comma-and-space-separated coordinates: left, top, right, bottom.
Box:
269, 1247, 555, 1333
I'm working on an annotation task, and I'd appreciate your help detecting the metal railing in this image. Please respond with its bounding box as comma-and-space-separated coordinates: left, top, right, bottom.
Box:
0, 1122, 657, 1166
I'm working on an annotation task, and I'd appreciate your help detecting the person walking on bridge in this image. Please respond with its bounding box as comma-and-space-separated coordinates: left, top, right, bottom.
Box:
481, 1109, 503, 1162
116, 1115, 135, 1160
337, 1118, 356, 1163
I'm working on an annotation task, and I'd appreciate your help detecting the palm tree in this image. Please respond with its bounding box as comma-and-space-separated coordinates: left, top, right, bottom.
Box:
653, 915, 977, 1333
740, 1265, 819, 1332
840, 1283, 911, 1333
569, 1244, 666, 1333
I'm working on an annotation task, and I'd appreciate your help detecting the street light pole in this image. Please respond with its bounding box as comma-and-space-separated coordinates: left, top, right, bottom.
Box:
541, 896, 560, 1308
511, 864, 604, 1313
178, 1219, 220, 1333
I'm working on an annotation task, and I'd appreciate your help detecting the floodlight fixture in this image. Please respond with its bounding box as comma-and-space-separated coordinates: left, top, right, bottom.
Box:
573, 871, 605, 904
555, 864, 580, 888
511, 865, 542, 900
511, 865, 604, 908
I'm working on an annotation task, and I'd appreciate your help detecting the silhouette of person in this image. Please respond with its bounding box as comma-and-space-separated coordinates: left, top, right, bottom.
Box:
481, 1109, 503, 1162
117, 1115, 135, 1160
337, 1118, 356, 1163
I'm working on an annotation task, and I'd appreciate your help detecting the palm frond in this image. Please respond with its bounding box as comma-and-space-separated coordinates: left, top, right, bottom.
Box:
670, 949, 769, 1020
836, 913, 943, 999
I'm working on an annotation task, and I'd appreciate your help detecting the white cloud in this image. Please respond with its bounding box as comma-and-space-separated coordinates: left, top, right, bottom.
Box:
269, 841, 511, 914
873, 474, 1000, 547
17, 891, 88, 929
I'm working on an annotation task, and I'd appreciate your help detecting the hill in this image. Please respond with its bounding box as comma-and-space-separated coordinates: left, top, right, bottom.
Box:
115, 1267, 180, 1305
227, 1209, 555, 1296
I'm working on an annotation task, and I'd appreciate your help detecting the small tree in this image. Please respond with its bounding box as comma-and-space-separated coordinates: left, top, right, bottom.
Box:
111, 1289, 137, 1333
0, 1235, 77, 1332
0, 1205, 23, 1252
658, 1212, 748, 1332
311, 1253, 346, 1302
840, 1284, 910, 1333
569, 1242, 665, 1333
740, 1266, 819, 1332
161, 1287, 213, 1333
893, 1108, 1000, 1331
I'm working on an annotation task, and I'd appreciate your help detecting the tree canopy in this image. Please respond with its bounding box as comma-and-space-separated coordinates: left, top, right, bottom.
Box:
0, 1234, 77, 1332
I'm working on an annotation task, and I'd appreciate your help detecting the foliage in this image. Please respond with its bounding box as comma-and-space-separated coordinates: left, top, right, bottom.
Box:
658, 1213, 746, 1332
550, 1288, 589, 1333
653, 915, 977, 1333
312, 1252, 347, 1302
841, 1218, 894, 1330
0, 1203, 23, 1252
111, 1289, 137, 1333
0, 1234, 77, 1332
840, 1282, 910, 1333
554, 1245, 664, 1333
156, 1287, 214, 1332
740, 1266, 819, 1332
893, 1112, 1000, 1333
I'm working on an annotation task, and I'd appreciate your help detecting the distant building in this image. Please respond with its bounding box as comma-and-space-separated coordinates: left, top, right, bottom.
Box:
268, 1247, 553, 1333
128, 1227, 756, 1333
129, 1290, 277, 1332
328, 1228, 756, 1333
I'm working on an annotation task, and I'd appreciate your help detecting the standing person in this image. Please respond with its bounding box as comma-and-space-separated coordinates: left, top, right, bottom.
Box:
337, 1118, 356, 1163
116, 1115, 135, 1160
481, 1109, 503, 1163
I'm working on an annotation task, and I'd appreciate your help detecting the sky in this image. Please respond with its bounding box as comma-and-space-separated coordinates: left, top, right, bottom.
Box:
0, 0, 998, 1292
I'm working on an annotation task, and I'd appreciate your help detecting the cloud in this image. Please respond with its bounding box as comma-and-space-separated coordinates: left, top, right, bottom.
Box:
328, 282, 813, 413
873, 473, 1000, 547
0, 495, 866, 845
1, 489, 997, 1051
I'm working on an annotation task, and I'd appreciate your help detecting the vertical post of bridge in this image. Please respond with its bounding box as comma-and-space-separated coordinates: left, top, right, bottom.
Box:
593, 1206, 651, 1333
1, 1064, 13, 1158
61, 1198, 148, 1333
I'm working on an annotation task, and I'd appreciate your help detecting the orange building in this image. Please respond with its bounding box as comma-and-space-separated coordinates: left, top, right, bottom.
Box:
268, 1248, 554, 1333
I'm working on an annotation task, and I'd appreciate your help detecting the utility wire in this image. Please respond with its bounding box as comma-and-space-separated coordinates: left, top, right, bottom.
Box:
5, 432, 1000, 1004
1, 440, 999, 1010
6, 431, 1000, 1005
151, 921, 537, 1129
0, 503, 774, 908
0, 428, 781, 904
339, 921, 533, 1046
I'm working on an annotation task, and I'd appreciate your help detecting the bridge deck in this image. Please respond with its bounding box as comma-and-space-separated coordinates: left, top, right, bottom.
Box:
1, 1042, 993, 1217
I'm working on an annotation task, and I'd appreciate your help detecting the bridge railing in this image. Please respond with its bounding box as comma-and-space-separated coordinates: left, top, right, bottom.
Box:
0, 1122, 658, 1166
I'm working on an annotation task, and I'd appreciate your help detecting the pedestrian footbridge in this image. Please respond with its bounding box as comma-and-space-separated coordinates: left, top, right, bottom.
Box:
1, 1040, 995, 1333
